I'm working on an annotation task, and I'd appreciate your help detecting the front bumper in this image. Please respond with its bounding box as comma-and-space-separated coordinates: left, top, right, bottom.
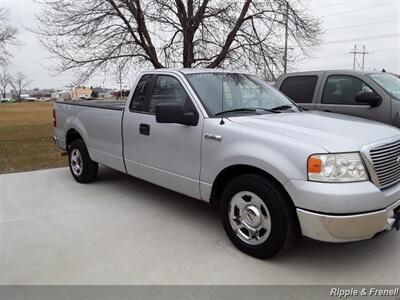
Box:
297, 200, 400, 242
284, 179, 400, 214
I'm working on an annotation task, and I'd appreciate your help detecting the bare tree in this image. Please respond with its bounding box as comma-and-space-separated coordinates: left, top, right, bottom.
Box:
0, 8, 18, 65
36, 0, 321, 81
11, 72, 31, 102
0, 69, 11, 98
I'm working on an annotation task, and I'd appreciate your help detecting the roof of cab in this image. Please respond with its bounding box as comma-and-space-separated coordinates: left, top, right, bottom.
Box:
280, 69, 383, 76
141, 68, 250, 75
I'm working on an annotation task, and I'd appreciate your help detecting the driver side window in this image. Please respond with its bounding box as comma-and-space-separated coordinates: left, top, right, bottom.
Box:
149, 75, 192, 114
130, 74, 153, 112
322, 75, 374, 105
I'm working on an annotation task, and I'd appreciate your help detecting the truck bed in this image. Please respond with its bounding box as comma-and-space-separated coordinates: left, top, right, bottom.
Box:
54, 100, 126, 173
56, 100, 126, 111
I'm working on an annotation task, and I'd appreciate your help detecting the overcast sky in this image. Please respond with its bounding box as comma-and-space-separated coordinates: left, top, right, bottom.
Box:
1, 0, 399, 89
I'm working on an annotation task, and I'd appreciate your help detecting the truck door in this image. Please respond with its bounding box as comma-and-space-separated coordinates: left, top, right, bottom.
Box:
123, 74, 154, 176
315, 74, 390, 124
125, 73, 203, 199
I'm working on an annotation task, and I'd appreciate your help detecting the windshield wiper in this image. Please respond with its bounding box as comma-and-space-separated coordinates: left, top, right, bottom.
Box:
252, 107, 281, 114
215, 106, 290, 116
215, 108, 257, 116
270, 105, 295, 111
271, 104, 308, 111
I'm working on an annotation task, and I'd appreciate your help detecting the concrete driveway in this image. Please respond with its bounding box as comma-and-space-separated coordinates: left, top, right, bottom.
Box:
0, 167, 399, 285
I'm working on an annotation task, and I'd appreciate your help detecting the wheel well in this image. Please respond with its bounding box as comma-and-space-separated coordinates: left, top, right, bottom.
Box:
66, 129, 83, 149
210, 165, 292, 207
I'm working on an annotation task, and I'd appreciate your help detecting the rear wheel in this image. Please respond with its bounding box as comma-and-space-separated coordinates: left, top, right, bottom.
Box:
68, 139, 98, 183
220, 174, 298, 259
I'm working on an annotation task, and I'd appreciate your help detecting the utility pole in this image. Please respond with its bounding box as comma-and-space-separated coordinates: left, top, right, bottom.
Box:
350, 45, 369, 70
119, 70, 123, 100
283, 0, 289, 74
102, 70, 106, 92
361, 45, 368, 70
117, 67, 123, 100
351, 45, 356, 70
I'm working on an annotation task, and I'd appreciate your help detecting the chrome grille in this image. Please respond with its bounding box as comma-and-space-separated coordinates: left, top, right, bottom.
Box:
369, 139, 400, 188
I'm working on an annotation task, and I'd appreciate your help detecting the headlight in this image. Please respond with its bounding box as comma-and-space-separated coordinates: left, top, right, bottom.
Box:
308, 153, 368, 183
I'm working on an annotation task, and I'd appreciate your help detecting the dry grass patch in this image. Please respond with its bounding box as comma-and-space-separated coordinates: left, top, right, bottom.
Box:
0, 102, 67, 174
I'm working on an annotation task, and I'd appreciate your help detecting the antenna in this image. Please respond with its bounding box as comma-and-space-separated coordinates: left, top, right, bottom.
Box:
220, 76, 225, 125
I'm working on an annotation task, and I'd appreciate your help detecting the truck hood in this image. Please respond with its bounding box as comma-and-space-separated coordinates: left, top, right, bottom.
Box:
229, 111, 400, 152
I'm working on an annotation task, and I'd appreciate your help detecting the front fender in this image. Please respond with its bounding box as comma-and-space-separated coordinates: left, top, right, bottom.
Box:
203, 141, 313, 187
200, 119, 326, 200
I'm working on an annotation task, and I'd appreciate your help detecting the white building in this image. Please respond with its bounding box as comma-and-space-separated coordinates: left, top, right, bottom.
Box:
51, 91, 71, 101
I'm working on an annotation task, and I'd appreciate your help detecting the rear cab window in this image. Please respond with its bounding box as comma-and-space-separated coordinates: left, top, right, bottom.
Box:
280, 76, 318, 104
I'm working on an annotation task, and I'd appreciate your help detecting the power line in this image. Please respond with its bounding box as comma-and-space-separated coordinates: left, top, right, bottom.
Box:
313, 1, 348, 10
322, 2, 396, 17
326, 18, 400, 31
325, 32, 400, 45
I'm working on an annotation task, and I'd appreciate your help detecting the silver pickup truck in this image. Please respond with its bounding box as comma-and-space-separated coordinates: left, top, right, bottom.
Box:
53, 69, 400, 258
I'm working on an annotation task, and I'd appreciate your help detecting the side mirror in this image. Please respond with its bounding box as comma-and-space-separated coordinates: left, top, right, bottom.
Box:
355, 91, 382, 108
155, 103, 198, 126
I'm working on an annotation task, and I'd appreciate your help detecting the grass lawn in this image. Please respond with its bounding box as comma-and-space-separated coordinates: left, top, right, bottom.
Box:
0, 102, 67, 174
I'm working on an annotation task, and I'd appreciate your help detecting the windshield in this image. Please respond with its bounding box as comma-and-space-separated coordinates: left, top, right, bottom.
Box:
185, 73, 298, 116
368, 73, 400, 99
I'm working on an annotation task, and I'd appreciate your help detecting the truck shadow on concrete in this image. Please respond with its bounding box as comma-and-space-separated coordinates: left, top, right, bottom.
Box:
95, 166, 399, 278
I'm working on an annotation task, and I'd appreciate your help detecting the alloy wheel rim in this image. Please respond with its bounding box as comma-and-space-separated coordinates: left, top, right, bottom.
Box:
228, 191, 272, 245
70, 149, 83, 176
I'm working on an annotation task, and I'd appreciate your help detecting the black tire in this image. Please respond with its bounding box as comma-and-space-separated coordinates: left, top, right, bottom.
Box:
68, 139, 98, 183
220, 173, 298, 259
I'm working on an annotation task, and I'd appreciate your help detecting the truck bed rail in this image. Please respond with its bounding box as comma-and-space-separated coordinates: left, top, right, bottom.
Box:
56, 100, 126, 111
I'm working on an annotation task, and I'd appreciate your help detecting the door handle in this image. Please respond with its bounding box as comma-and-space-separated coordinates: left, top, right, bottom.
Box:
139, 123, 150, 136
323, 110, 331, 112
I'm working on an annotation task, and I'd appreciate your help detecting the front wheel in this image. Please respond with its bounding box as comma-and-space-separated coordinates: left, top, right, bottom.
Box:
68, 139, 98, 183
220, 174, 298, 259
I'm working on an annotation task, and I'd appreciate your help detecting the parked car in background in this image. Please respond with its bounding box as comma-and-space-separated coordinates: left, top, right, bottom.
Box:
275, 70, 400, 128
53, 69, 400, 259
0, 98, 15, 103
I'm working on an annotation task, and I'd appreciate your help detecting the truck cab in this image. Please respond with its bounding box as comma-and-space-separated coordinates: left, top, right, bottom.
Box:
275, 70, 400, 127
